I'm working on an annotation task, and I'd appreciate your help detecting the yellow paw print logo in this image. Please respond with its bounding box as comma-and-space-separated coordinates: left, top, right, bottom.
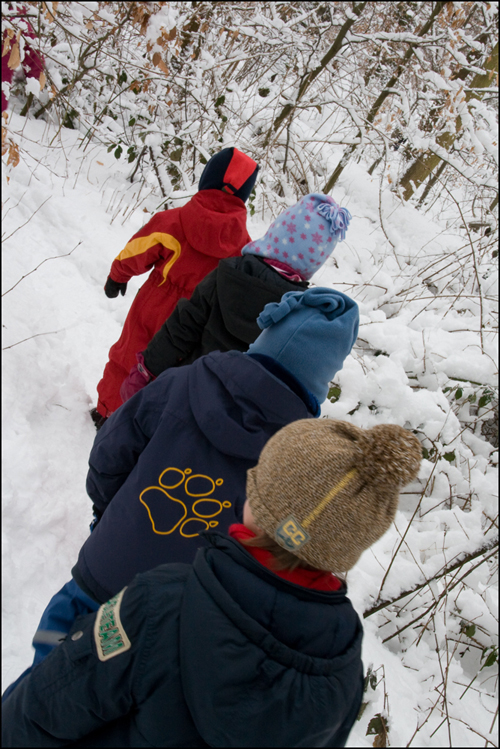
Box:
140, 467, 231, 538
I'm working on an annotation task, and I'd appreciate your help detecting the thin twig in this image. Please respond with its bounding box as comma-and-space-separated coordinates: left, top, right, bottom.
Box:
437, 631, 452, 747
376, 456, 440, 600
378, 146, 402, 270
453, 717, 498, 746
489, 705, 498, 736
381, 549, 498, 643
2, 242, 82, 297
3, 330, 62, 350
406, 693, 442, 747
2, 196, 51, 243
149, 146, 167, 198
438, 182, 486, 353
364, 536, 498, 617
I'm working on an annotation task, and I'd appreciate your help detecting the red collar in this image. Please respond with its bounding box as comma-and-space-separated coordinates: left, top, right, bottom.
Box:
229, 524, 341, 592
261, 257, 305, 282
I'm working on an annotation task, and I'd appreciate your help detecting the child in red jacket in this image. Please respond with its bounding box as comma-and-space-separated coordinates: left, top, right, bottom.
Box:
92, 147, 259, 427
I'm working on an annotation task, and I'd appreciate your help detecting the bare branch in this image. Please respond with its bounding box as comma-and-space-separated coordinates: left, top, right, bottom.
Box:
364, 536, 498, 618
2, 242, 82, 297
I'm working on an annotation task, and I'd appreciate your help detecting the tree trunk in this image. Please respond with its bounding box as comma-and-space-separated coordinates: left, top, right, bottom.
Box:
398, 41, 498, 200
323, 1, 449, 193
417, 160, 446, 208
264, 1, 368, 146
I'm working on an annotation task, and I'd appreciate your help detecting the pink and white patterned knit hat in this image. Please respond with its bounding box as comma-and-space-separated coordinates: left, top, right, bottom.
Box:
241, 193, 352, 281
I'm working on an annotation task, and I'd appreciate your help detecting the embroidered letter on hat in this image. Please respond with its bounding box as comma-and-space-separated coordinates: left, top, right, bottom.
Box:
275, 515, 311, 551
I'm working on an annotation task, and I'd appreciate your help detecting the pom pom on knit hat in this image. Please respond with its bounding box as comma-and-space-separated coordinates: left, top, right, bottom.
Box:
355, 424, 422, 488
246, 419, 422, 572
241, 193, 352, 280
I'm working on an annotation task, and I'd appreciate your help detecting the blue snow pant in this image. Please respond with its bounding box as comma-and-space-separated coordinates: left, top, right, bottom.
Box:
2, 579, 99, 702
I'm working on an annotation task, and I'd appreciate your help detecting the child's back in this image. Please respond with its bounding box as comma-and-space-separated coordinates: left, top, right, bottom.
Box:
2, 416, 422, 748
142, 252, 308, 374
1, 530, 363, 747
77, 350, 315, 603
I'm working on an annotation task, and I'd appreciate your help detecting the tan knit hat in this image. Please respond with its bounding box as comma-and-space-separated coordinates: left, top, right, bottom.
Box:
246, 419, 422, 572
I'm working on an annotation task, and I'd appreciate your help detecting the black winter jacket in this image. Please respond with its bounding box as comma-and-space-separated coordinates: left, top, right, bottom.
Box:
75, 351, 316, 604
143, 254, 308, 376
2, 533, 364, 748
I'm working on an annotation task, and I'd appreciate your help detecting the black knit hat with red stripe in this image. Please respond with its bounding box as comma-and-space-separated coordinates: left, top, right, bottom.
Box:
198, 147, 259, 203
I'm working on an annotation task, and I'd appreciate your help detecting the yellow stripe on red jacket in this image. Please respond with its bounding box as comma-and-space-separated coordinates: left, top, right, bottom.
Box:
108, 191, 252, 292
114, 232, 182, 286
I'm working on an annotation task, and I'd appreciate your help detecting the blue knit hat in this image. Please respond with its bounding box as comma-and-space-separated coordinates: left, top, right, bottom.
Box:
241, 193, 352, 280
247, 287, 359, 403
198, 147, 259, 203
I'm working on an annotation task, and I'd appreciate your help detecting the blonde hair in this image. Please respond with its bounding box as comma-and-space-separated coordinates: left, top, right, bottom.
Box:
240, 532, 318, 572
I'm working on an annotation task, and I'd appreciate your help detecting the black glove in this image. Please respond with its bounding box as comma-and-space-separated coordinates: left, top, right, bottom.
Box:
104, 276, 127, 298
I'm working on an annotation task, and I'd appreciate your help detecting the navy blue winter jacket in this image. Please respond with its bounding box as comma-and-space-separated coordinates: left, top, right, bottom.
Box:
74, 351, 315, 604
2, 533, 364, 747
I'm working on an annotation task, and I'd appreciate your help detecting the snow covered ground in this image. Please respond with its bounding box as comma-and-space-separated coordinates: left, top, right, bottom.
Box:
2, 111, 498, 746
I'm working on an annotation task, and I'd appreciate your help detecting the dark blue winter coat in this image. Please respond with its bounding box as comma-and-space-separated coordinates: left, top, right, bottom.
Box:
74, 351, 315, 604
2, 533, 364, 747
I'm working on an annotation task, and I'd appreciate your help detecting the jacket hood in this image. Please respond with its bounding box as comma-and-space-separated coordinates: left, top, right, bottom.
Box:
187, 351, 311, 460
216, 255, 308, 345
180, 533, 364, 747
180, 190, 251, 258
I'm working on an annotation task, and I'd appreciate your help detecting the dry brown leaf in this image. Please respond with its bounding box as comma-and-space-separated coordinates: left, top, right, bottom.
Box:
43, 1, 56, 23
2, 126, 8, 156
158, 59, 169, 76
167, 27, 177, 41
7, 42, 20, 70
96, 161, 104, 165
2, 29, 15, 57
152, 52, 161, 67
7, 141, 20, 167
39, 71, 46, 91
140, 14, 150, 36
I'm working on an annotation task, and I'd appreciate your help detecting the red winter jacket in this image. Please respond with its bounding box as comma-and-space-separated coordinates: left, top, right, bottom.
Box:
109, 190, 252, 294
96, 189, 252, 417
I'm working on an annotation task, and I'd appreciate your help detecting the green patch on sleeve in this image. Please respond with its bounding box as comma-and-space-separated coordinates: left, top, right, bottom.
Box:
94, 587, 131, 661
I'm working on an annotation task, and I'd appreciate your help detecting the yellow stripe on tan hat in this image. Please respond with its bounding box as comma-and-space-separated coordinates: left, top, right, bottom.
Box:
275, 468, 358, 551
